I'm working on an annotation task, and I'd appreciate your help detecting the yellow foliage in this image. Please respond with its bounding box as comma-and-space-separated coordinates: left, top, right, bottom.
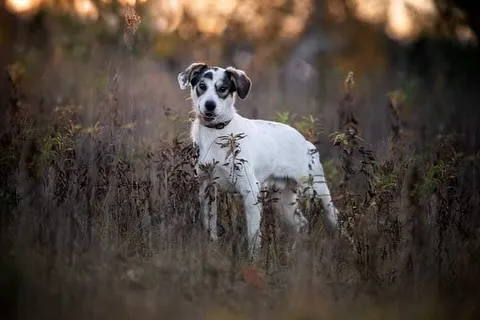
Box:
153, 35, 181, 57
328, 21, 388, 77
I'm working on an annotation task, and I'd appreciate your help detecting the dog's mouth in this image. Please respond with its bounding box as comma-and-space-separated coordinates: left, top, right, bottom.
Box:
200, 112, 216, 123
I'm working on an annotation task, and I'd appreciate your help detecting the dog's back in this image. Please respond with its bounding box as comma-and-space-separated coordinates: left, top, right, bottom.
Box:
236, 116, 316, 183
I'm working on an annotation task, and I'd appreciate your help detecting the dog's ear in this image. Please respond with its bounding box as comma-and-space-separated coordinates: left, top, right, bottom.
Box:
226, 67, 252, 99
177, 62, 208, 89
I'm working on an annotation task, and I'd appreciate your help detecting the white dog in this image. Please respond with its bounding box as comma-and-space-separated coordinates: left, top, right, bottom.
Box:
178, 63, 339, 259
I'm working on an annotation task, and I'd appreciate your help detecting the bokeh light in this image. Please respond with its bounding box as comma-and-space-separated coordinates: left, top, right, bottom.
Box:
6, 0, 42, 15
3, 0, 477, 43
74, 0, 99, 20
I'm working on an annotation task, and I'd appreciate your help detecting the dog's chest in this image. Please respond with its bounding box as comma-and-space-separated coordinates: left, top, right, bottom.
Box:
193, 134, 245, 192
192, 123, 246, 164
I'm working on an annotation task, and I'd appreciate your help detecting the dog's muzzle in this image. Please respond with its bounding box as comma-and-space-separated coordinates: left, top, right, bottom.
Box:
198, 111, 217, 124
202, 112, 216, 122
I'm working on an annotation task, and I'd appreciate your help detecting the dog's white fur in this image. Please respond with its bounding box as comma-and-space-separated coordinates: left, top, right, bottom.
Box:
178, 63, 339, 259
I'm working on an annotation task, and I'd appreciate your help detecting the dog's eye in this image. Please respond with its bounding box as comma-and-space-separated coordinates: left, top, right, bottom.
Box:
199, 83, 207, 91
218, 86, 228, 93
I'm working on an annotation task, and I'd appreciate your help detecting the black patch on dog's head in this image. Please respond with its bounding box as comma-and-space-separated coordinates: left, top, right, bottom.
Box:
203, 71, 213, 80
208, 72, 234, 100
216, 72, 236, 99
222, 72, 236, 92
193, 69, 216, 97
190, 66, 209, 87
195, 84, 205, 97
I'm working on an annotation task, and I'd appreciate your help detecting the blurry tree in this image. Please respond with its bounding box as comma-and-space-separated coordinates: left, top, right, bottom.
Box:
1, 0, 477, 66
1, 0, 479, 150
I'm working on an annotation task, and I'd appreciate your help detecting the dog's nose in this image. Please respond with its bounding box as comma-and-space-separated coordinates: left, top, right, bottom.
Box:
204, 100, 216, 111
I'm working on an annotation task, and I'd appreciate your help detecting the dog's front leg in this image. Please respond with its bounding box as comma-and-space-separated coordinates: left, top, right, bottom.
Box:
199, 179, 218, 241
236, 173, 262, 260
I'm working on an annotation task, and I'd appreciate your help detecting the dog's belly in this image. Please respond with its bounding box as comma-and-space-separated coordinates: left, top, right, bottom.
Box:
214, 173, 296, 195
210, 171, 293, 193
213, 174, 238, 193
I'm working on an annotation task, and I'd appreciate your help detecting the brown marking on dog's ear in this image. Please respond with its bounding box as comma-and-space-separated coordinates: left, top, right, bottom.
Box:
226, 67, 252, 99
177, 62, 208, 89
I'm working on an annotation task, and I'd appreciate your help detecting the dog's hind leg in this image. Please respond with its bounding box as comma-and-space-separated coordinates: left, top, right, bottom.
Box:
308, 153, 339, 228
274, 188, 308, 235
312, 175, 339, 227
274, 187, 308, 252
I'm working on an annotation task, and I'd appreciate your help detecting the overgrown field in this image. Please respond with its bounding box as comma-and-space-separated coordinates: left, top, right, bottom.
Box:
1, 48, 480, 320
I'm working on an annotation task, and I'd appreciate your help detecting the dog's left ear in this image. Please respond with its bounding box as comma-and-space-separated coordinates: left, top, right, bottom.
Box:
178, 62, 208, 89
226, 67, 252, 99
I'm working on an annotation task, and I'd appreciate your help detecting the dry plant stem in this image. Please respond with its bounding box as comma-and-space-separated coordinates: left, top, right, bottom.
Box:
334, 71, 361, 252
123, 6, 142, 51
258, 184, 280, 270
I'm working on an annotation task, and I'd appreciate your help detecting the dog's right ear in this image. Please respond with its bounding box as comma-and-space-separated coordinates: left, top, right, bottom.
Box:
177, 62, 208, 90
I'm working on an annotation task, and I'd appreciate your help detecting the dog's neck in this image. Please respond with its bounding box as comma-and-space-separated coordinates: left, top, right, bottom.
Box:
203, 119, 232, 130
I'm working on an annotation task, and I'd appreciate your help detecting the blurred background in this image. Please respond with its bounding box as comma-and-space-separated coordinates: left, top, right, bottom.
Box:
2, 1, 480, 319
2, 0, 480, 148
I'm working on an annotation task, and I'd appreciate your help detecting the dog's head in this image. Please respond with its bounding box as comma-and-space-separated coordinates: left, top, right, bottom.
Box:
177, 63, 251, 124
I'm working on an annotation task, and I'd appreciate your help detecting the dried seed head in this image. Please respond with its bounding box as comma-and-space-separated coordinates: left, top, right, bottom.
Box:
122, 6, 141, 49
344, 71, 355, 94
123, 6, 141, 32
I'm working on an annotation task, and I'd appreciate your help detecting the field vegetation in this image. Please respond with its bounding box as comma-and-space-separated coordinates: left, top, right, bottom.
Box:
1, 2, 480, 319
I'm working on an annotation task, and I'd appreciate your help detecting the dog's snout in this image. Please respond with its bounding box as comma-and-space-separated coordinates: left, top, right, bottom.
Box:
205, 100, 216, 111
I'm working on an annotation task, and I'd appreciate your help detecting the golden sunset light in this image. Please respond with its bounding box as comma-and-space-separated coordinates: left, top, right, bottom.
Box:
6, 0, 41, 15
2, 0, 476, 42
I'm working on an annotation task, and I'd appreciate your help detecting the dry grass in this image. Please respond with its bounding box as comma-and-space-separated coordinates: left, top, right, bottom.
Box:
1, 38, 480, 320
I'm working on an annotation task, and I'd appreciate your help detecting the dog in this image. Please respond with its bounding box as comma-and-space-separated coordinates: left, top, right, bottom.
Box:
177, 62, 339, 259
